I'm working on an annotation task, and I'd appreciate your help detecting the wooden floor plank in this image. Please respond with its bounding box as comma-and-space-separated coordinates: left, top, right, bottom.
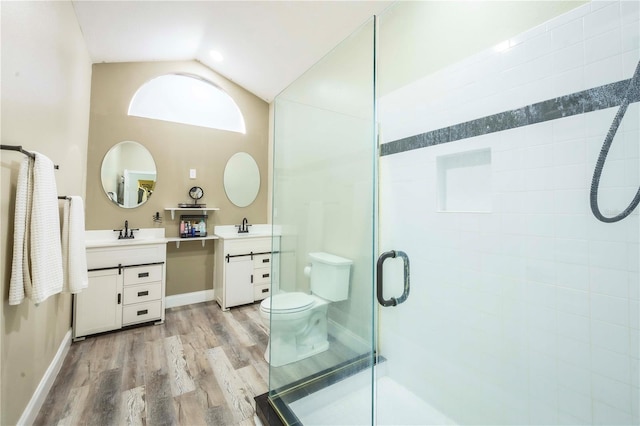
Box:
184, 343, 230, 412
163, 335, 196, 396
121, 329, 147, 391
145, 369, 177, 426
55, 385, 89, 426
207, 346, 256, 423
237, 364, 268, 397
119, 385, 146, 426
78, 368, 122, 425
174, 390, 208, 426
206, 404, 237, 426
246, 345, 270, 385
222, 310, 255, 347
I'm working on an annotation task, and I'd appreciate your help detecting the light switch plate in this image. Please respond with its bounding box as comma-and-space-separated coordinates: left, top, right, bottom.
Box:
189, 169, 196, 179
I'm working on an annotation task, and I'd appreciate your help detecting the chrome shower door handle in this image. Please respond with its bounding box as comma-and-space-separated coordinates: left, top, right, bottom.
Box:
376, 250, 410, 307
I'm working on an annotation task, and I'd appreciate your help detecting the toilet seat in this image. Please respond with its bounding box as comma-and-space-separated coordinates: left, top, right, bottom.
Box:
260, 292, 315, 314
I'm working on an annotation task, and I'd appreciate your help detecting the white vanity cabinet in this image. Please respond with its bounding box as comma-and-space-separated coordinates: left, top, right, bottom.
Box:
73, 230, 166, 341
214, 235, 278, 311
224, 256, 255, 307
73, 268, 123, 338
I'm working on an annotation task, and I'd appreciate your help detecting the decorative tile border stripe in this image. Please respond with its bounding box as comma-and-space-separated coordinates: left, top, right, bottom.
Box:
380, 77, 640, 157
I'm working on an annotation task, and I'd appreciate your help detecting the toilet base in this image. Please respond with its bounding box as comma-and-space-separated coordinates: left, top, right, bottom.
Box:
264, 339, 330, 367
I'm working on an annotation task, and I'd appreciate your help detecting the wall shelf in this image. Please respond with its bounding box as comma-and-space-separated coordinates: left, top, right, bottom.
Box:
164, 207, 220, 220
165, 235, 219, 248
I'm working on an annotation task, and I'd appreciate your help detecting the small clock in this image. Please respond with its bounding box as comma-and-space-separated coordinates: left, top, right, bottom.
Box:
189, 186, 203, 204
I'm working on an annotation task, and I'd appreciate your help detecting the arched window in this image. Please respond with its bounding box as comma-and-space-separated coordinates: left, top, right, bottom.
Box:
128, 74, 246, 133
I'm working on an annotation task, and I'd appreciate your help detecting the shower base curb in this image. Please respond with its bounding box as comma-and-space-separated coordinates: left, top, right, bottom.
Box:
255, 352, 382, 425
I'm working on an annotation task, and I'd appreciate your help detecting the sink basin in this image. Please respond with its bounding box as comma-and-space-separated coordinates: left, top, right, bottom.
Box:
85, 228, 166, 248
213, 224, 278, 239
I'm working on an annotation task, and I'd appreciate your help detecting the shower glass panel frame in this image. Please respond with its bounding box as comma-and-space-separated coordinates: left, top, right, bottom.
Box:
268, 17, 377, 425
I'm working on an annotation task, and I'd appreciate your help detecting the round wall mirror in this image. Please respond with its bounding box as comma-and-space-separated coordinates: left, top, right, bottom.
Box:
101, 141, 157, 208
223, 152, 260, 207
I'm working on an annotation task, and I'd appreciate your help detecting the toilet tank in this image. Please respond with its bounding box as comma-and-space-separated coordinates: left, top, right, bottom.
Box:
309, 252, 352, 301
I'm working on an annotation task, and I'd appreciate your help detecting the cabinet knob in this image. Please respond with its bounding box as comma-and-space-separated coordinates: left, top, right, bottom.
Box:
117, 293, 122, 304
137, 290, 149, 297
138, 272, 149, 278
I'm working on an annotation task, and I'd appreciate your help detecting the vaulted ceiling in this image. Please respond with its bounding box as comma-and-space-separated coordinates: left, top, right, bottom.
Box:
71, 1, 392, 102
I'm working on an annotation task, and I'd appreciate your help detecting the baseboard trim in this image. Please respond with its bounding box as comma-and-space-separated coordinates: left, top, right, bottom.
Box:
165, 289, 215, 309
328, 319, 369, 354
18, 328, 72, 425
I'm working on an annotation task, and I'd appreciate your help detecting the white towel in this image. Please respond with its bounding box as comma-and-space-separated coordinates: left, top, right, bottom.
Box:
9, 157, 33, 305
28, 152, 64, 304
61, 196, 88, 294
9, 153, 65, 305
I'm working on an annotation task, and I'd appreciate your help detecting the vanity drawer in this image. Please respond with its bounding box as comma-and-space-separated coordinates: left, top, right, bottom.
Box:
253, 267, 271, 285
225, 237, 272, 256
254, 283, 270, 301
123, 282, 162, 305
124, 264, 163, 286
253, 253, 271, 269
86, 244, 166, 270
123, 300, 162, 326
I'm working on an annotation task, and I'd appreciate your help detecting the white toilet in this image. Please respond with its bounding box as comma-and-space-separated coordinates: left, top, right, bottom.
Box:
260, 252, 352, 367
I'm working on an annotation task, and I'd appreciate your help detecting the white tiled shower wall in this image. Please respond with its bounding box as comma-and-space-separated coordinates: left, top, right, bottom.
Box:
379, 2, 639, 425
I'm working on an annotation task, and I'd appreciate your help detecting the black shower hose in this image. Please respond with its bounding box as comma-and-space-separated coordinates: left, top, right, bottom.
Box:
590, 59, 640, 223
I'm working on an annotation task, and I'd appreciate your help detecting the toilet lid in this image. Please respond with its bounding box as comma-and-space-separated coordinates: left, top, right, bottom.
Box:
262, 292, 314, 313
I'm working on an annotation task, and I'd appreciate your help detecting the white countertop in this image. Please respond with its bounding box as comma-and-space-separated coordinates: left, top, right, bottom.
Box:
213, 224, 279, 240
85, 228, 166, 248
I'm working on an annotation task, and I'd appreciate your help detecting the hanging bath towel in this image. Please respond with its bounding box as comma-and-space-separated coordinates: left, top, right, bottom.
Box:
9, 153, 64, 305
9, 157, 34, 305
61, 196, 88, 294
27, 152, 64, 304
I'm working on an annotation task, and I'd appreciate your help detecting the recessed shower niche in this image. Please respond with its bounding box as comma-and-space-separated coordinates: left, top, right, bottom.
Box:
436, 148, 492, 212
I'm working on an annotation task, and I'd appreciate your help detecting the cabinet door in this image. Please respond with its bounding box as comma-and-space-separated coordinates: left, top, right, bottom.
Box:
225, 257, 254, 307
73, 268, 123, 338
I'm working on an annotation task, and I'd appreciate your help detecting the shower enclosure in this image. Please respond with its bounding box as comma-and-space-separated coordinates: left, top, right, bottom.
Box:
267, 1, 640, 425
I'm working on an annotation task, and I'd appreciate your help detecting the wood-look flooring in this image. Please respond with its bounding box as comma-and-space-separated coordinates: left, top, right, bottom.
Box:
34, 301, 270, 426
34, 300, 360, 426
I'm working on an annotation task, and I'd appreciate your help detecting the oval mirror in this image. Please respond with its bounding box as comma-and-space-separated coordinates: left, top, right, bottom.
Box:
100, 141, 157, 208
223, 152, 260, 207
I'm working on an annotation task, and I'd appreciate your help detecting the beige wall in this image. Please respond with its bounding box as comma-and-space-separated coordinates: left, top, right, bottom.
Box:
85, 61, 269, 296
1, 2, 92, 424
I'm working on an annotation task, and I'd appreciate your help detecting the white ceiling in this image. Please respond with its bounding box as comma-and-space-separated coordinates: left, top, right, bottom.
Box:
71, 1, 392, 102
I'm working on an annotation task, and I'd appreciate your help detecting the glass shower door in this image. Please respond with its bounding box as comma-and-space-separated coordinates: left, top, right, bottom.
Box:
268, 17, 377, 425
376, 1, 640, 425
